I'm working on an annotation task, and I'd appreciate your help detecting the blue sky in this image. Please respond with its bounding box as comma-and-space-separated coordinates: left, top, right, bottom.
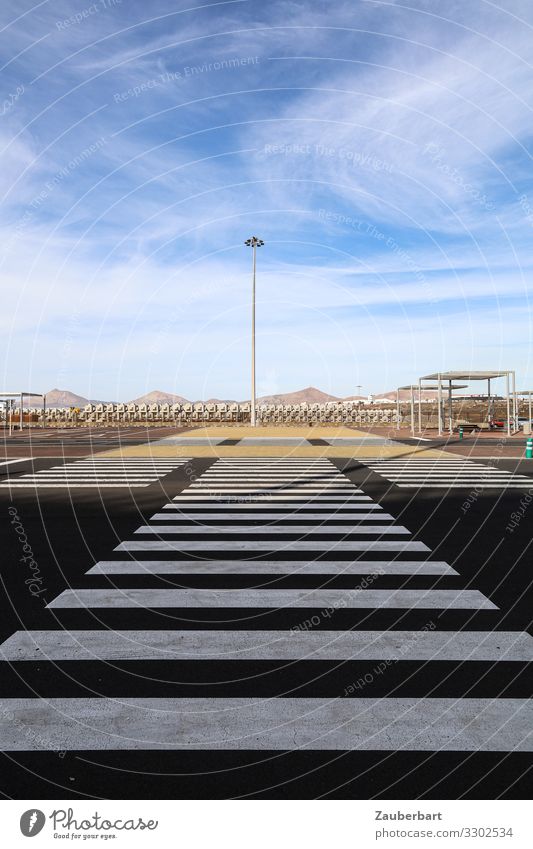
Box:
2, 0, 533, 400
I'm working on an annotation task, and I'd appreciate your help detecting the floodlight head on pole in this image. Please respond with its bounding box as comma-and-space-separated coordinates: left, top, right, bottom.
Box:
244, 236, 264, 427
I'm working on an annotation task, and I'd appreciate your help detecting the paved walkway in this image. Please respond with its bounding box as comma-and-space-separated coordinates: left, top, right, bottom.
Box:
101, 426, 451, 459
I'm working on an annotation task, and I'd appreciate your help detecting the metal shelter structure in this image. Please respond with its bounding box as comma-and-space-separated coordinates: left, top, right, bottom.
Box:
0, 392, 45, 434
418, 371, 517, 437
396, 384, 467, 436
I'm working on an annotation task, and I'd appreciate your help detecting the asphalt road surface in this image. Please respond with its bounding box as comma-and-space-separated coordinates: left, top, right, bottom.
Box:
0, 455, 531, 799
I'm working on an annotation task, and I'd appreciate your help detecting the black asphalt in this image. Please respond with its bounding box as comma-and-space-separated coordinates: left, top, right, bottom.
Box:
0, 456, 531, 799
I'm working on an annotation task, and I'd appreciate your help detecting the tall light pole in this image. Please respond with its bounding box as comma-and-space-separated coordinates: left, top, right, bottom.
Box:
244, 236, 264, 427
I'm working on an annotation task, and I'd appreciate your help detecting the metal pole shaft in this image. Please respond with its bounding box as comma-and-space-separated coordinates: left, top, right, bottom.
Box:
512, 370, 517, 431
437, 376, 442, 436
251, 242, 256, 428
448, 379, 453, 435
410, 386, 415, 437
506, 372, 511, 437
418, 378, 422, 433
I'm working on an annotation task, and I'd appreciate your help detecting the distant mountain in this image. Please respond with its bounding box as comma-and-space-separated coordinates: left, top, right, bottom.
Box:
128, 390, 189, 405
22, 386, 439, 408
257, 386, 341, 405
42, 388, 91, 407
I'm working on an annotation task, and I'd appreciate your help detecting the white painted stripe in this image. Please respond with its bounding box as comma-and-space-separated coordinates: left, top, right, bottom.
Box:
368, 464, 502, 469
162, 503, 377, 511
29, 466, 169, 475
116, 540, 428, 552
3, 629, 527, 661
375, 471, 516, 476
212, 465, 334, 469
87, 559, 456, 575
367, 462, 485, 465
193, 482, 352, 487
0, 483, 150, 488
17, 475, 159, 483
392, 478, 530, 483
56, 465, 181, 469
172, 495, 369, 502
384, 480, 528, 485
25, 470, 163, 474
0, 697, 528, 751
371, 468, 501, 473
47, 588, 495, 609
189, 483, 354, 488
399, 483, 533, 489
366, 465, 483, 468
369, 469, 525, 477
368, 464, 490, 467
377, 469, 524, 474
382, 478, 524, 483
195, 473, 348, 477
29, 469, 169, 474
34, 465, 178, 475
207, 465, 341, 470
134, 524, 406, 535
198, 482, 351, 486
210, 469, 337, 472
20, 474, 159, 479
0, 458, 30, 466
149, 512, 392, 521
198, 476, 347, 481
184, 489, 357, 494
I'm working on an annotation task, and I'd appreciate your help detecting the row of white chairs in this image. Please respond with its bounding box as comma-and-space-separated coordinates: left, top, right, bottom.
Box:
7, 402, 400, 426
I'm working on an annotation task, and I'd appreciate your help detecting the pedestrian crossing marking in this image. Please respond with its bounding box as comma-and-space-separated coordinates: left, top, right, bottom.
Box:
361, 458, 533, 489
0, 456, 525, 755
0, 457, 191, 488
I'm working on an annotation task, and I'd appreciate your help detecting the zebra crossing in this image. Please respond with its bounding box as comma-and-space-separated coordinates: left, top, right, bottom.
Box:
0, 456, 531, 753
0, 457, 191, 488
360, 457, 533, 489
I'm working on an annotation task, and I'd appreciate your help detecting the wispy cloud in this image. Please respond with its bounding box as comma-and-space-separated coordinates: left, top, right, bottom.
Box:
1, 0, 532, 396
